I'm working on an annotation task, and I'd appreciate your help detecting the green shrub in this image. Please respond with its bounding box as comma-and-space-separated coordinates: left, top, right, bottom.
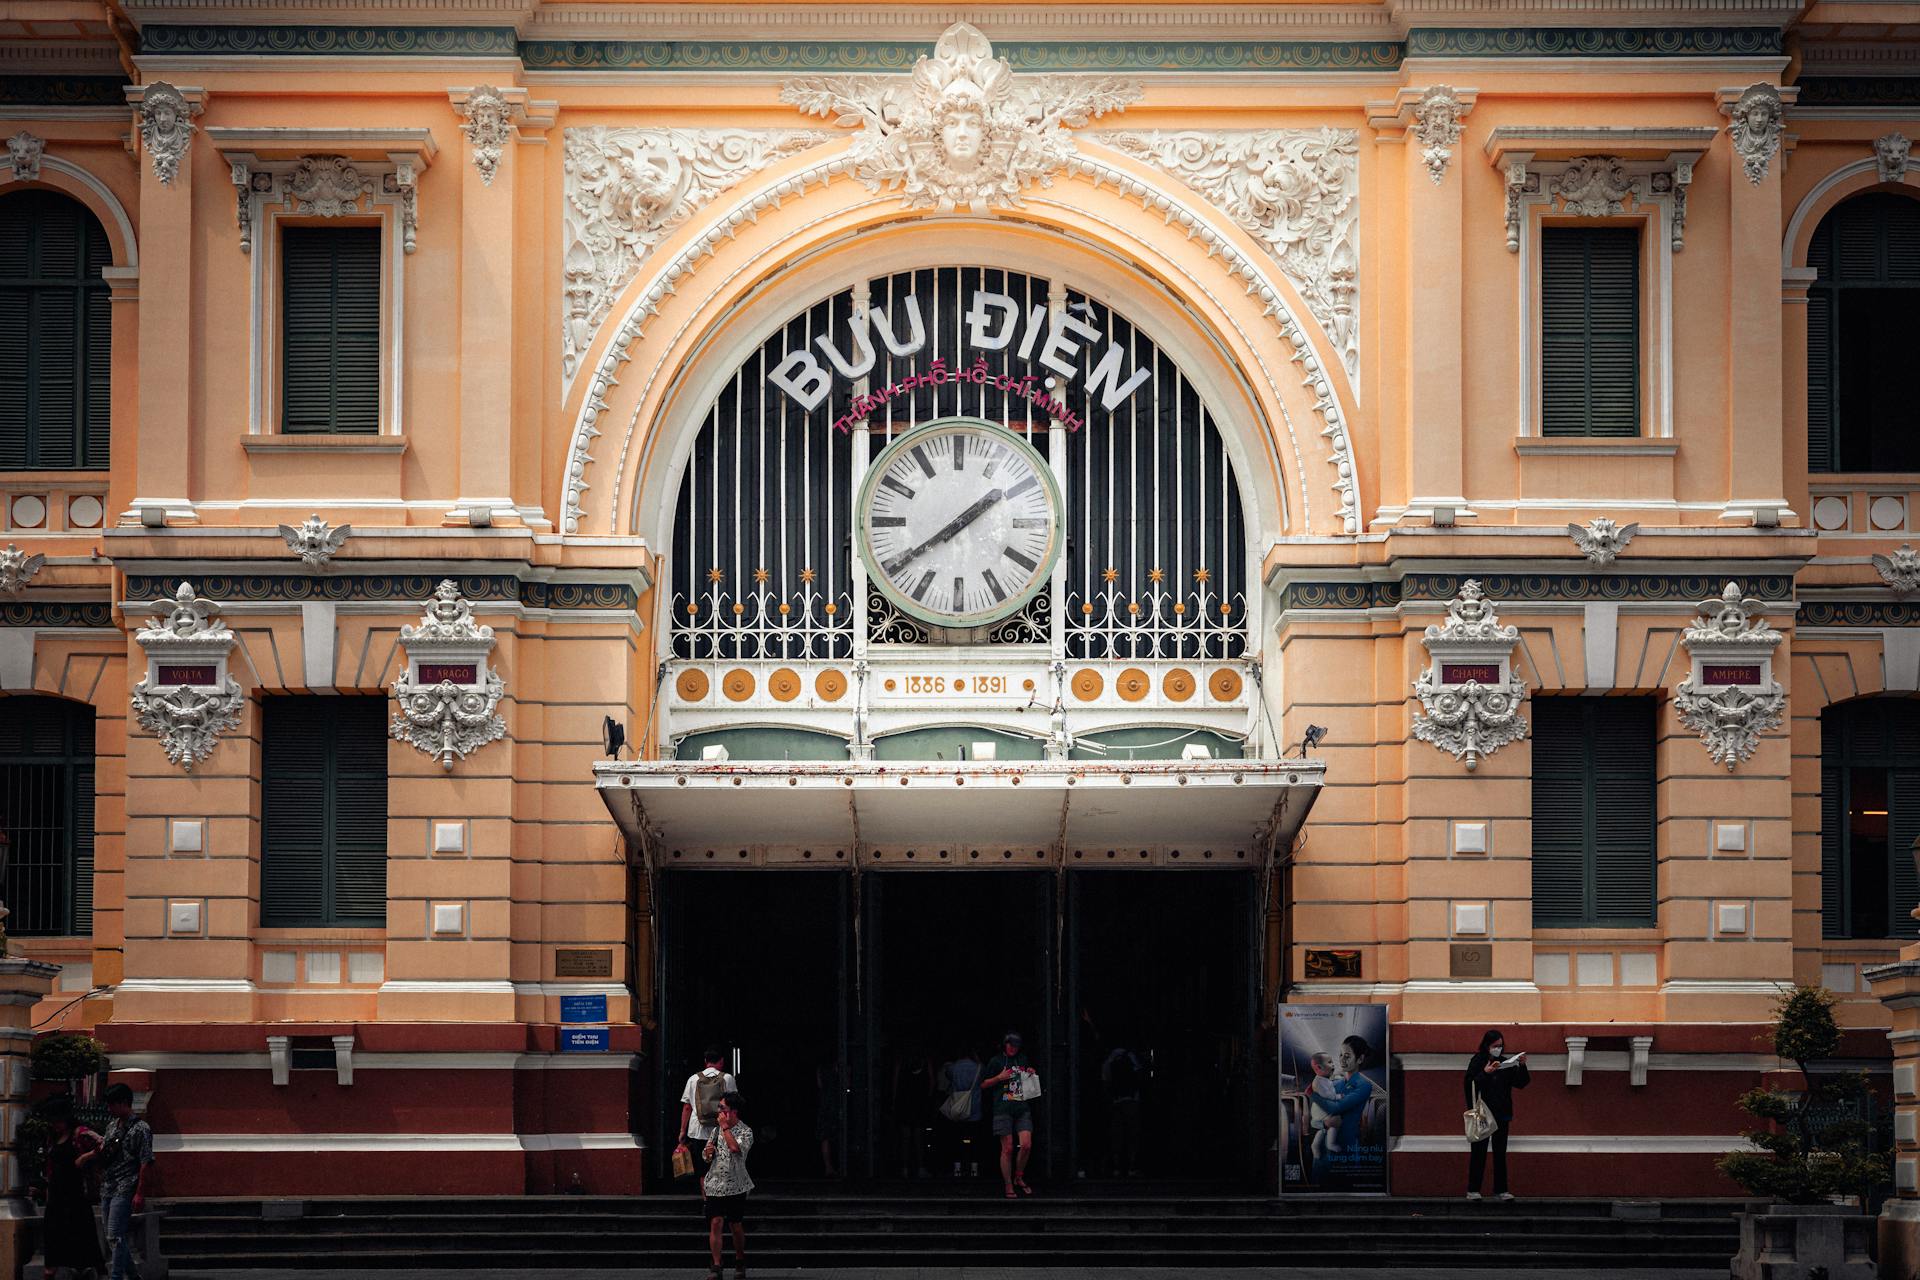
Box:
31, 1032, 107, 1083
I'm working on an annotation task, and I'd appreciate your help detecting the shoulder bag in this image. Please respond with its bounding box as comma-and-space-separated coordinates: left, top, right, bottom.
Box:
1463, 1081, 1497, 1143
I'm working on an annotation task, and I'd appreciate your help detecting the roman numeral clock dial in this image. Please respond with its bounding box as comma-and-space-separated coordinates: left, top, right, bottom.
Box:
857, 420, 1064, 630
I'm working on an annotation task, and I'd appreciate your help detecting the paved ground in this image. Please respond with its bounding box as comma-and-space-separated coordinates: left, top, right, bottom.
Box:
172, 1269, 1721, 1279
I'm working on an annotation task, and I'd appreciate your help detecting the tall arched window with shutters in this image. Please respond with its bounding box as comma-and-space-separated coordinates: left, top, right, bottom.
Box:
1820, 697, 1920, 939
0, 190, 112, 470
0, 695, 95, 937
1807, 192, 1920, 473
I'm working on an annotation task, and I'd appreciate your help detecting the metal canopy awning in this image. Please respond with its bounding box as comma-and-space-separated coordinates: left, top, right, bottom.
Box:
594, 759, 1325, 858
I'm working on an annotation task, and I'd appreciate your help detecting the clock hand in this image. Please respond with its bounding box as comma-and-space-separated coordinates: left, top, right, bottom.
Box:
881, 488, 1005, 578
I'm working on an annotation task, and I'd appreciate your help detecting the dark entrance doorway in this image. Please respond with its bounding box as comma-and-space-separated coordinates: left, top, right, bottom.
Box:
658, 869, 847, 1181
1069, 871, 1259, 1183
864, 870, 1053, 1181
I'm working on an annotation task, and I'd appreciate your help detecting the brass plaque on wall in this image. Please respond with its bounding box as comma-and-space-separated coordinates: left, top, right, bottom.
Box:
555, 948, 614, 978
1304, 948, 1362, 979
1449, 943, 1493, 978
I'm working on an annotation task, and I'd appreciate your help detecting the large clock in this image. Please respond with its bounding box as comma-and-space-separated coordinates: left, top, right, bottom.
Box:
857, 418, 1063, 630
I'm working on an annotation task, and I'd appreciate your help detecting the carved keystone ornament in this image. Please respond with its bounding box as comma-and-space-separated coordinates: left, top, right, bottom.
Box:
278, 514, 351, 569
131, 583, 245, 772
0, 544, 46, 597
1673, 582, 1785, 771
390, 580, 507, 770
1411, 580, 1528, 771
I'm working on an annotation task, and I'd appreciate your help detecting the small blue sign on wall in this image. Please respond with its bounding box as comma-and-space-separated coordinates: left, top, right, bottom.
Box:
561, 994, 609, 1024
561, 1026, 611, 1053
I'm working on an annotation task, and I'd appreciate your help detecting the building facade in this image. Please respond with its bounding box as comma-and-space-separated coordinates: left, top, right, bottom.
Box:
1, 0, 1918, 1201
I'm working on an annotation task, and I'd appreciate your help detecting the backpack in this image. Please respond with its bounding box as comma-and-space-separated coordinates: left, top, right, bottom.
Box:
694, 1070, 728, 1124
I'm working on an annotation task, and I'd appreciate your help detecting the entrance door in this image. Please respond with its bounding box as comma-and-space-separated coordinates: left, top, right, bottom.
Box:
1069, 870, 1258, 1183
658, 870, 847, 1182
865, 870, 1053, 1181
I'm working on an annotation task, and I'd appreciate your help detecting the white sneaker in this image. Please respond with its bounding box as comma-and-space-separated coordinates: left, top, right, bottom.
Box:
1466, 1192, 1482, 1200
1497, 1192, 1516, 1201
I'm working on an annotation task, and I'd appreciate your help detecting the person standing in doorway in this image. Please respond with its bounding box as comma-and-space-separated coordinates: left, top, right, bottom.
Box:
1464, 1028, 1529, 1200
980, 1031, 1037, 1199
37, 1095, 105, 1279
1101, 1042, 1145, 1178
938, 1043, 983, 1178
96, 1082, 154, 1280
677, 1046, 738, 1196
701, 1093, 753, 1280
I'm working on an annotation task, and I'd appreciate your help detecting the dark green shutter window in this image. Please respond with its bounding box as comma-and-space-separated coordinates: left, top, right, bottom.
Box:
1541, 226, 1640, 438
0, 190, 113, 470
0, 695, 95, 936
1806, 194, 1920, 473
1821, 697, 1920, 939
281, 226, 381, 434
1531, 697, 1657, 927
262, 696, 388, 927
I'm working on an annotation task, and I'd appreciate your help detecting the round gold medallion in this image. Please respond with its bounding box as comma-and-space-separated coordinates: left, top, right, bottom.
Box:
1163, 669, 1197, 702
1208, 668, 1244, 701
1071, 668, 1104, 701
722, 668, 756, 702
768, 668, 802, 702
816, 669, 848, 702
676, 668, 710, 701
1115, 667, 1150, 702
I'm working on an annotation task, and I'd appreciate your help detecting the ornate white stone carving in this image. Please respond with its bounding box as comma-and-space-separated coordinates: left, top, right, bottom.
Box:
1410, 86, 1466, 184
387, 159, 419, 255
232, 156, 414, 256
0, 544, 46, 597
1411, 580, 1528, 771
782, 22, 1138, 214
560, 126, 830, 380
1674, 582, 1785, 771
1568, 518, 1640, 567
1725, 83, 1783, 186
278, 514, 351, 569
457, 85, 515, 186
390, 581, 507, 770
131, 583, 245, 773
1549, 156, 1636, 216
1096, 128, 1359, 382
561, 139, 1364, 540
285, 155, 374, 216
138, 82, 200, 187
1874, 544, 1920, 595
6, 131, 44, 183
1877, 132, 1913, 185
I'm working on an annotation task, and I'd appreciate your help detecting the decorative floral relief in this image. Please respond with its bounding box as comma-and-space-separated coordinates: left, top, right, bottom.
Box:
1568, 518, 1639, 567
1673, 582, 1785, 771
390, 581, 507, 771
1550, 156, 1636, 216
138, 82, 200, 187
277, 514, 351, 569
5, 131, 44, 183
560, 126, 830, 380
1506, 155, 1692, 253
1096, 128, 1359, 382
457, 85, 515, 186
1877, 133, 1912, 185
130, 583, 244, 773
1410, 86, 1466, 184
782, 22, 1139, 213
1726, 83, 1784, 186
0, 543, 47, 597
1410, 580, 1528, 771
286, 155, 375, 216
1873, 544, 1920, 595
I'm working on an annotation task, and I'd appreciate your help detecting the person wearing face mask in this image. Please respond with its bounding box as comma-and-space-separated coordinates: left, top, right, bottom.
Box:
1464, 1028, 1529, 1200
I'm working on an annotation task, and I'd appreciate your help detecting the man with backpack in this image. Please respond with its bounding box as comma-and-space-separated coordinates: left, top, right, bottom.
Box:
676, 1047, 737, 1196
1101, 1044, 1145, 1178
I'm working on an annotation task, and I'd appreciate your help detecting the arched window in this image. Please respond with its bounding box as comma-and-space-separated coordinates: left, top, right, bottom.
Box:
1807, 192, 1920, 473
0, 695, 95, 937
1821, 697, 1920, 939
0, 190, 113, 470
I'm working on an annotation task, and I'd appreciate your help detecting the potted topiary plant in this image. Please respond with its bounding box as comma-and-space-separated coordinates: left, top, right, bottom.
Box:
1721, 984, 1889, 1280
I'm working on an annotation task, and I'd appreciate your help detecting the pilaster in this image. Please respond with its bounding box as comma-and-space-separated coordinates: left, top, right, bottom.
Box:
450, 86, 525, 527
1719, 83, 1793, 527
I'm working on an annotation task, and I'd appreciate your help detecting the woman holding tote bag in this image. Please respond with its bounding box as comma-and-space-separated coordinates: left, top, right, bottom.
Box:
1463, 1028, 1529, 1200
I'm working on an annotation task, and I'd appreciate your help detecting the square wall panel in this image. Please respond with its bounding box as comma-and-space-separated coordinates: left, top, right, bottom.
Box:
169, 818, 205, 854
1451, 821, 1489, 855
261, 951, 297, 984
1619, 953, 1658, 987
1715, 901, 1750, 935
1533, 952, 1571, 987
1821, 963, 1856, 993
431, 902, 465, 936
432, 821, 467, 855
1452, 902, 1489, 936
167, 900, 202, 936
347, 952, 385, 984
1575, 952, 1615, 987
1714, 821, 1748, 854
304, 951, 342, 984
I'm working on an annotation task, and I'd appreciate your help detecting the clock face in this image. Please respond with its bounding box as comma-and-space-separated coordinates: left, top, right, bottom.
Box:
858, 420, 1063, 629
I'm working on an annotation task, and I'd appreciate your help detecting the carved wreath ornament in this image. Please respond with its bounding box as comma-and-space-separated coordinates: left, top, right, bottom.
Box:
781, 22, 1139, 213
1410, 580, 1528, 771
390, 581, 507, 771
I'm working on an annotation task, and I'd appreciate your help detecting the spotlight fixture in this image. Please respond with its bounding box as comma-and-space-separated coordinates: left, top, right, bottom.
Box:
600, 715, 627, 759
1297, 724, 1329, 756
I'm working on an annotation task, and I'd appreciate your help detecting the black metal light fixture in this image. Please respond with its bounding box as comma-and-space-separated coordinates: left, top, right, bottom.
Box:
1298, 724, 1328, 756
600, 716, 627, 759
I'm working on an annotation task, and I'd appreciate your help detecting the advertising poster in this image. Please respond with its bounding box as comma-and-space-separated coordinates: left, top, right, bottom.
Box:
1278, 1003, 1390, 1193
